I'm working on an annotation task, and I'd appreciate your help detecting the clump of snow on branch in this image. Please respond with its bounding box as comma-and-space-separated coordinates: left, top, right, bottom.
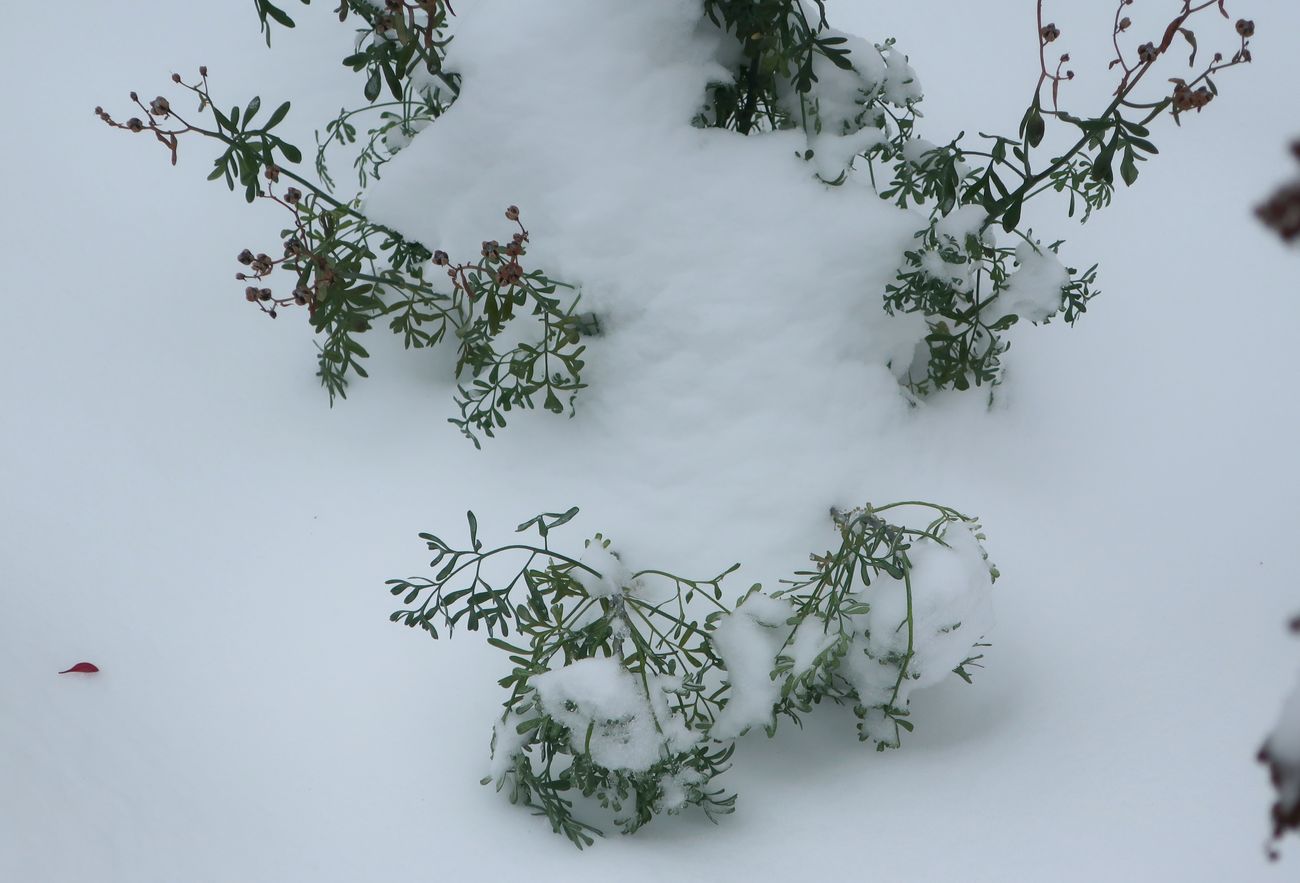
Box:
709, 589, 797, 739
575, 540, 633, 600
530, 657, 698, 772
708, 519, 994, 746
989, 242, 1069, 324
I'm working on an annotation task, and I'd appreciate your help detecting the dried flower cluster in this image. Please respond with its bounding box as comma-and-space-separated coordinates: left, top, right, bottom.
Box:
1257, 143, 1300, 245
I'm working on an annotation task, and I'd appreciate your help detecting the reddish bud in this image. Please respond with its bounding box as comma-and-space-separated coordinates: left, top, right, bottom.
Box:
59, 662, 99, 674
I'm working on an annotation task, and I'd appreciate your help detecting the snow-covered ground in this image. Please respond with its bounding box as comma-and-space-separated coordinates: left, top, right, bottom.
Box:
4, 1, 1299, 880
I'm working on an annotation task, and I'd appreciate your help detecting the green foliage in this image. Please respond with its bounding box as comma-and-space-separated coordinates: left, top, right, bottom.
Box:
105, 1, 1255, 428
387, 510, 739, 847
99, 1, 589, 444
697, 0, 847, 133
694, 0, 1251, 396
387, 502, 995, 846
769, 503, 997, 748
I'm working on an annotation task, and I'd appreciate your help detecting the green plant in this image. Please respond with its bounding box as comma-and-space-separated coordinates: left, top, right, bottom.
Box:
97, 2, 588, 445
385, 501, 995, 846
769, 503, 997, 749
99, 1, 1256, 421
868, 1, 1254, 393
694, 0, 1253, 394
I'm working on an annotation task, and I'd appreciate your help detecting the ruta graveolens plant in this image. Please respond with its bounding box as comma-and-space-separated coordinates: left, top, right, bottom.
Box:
97, 2, 590, 446
694, 0, 1254, 393
99, 0, 1253, 419
384, 501, 996, 847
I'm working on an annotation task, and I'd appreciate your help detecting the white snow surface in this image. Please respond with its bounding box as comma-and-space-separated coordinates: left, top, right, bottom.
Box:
7, 0, 1300, 881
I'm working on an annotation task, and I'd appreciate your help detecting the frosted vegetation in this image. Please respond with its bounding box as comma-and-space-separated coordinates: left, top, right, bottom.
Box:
98, 0, 1260, 851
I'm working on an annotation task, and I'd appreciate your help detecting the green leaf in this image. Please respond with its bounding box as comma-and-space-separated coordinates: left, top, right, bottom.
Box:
1120, 148, 1139, 187
264, 100, 291, 131
364, 67, 382, 102
382, 62, 404, 102
1000, 196, 1022, 233
244, 95, 262, 125
1024, 105, 1045, 149
277, 141, 303, 164
1126, 136, 1159, 155
262, 2, 296, 28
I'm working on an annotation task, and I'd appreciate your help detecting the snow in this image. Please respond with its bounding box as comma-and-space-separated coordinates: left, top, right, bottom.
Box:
574, 542, 633, 600
6, 0, 1300, 880
990, 240, 1070, 324
935, 203, 992, 251
531, 657, 698, 772
709, 590, 796, 739
862, 522, 994, 689
489, 710, 534, 781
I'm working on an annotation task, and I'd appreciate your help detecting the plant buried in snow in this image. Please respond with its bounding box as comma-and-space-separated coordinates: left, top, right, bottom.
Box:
699, 0, 1253, 395
96, 3, 590, 446
385, 502, 996, 846
872, 0, 1255, 394
386, 508, 739, 848
766, 503, 997, 749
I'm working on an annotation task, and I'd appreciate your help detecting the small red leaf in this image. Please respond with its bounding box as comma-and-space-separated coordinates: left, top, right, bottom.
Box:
59, 662, 99, 674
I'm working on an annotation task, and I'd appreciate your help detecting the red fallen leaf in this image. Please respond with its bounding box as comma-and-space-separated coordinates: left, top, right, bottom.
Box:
58, 662, 99, 674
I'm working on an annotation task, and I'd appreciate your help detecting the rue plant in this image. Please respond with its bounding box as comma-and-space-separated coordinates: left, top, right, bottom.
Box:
385, 501, 996, 847
99, 0, 1254, 419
